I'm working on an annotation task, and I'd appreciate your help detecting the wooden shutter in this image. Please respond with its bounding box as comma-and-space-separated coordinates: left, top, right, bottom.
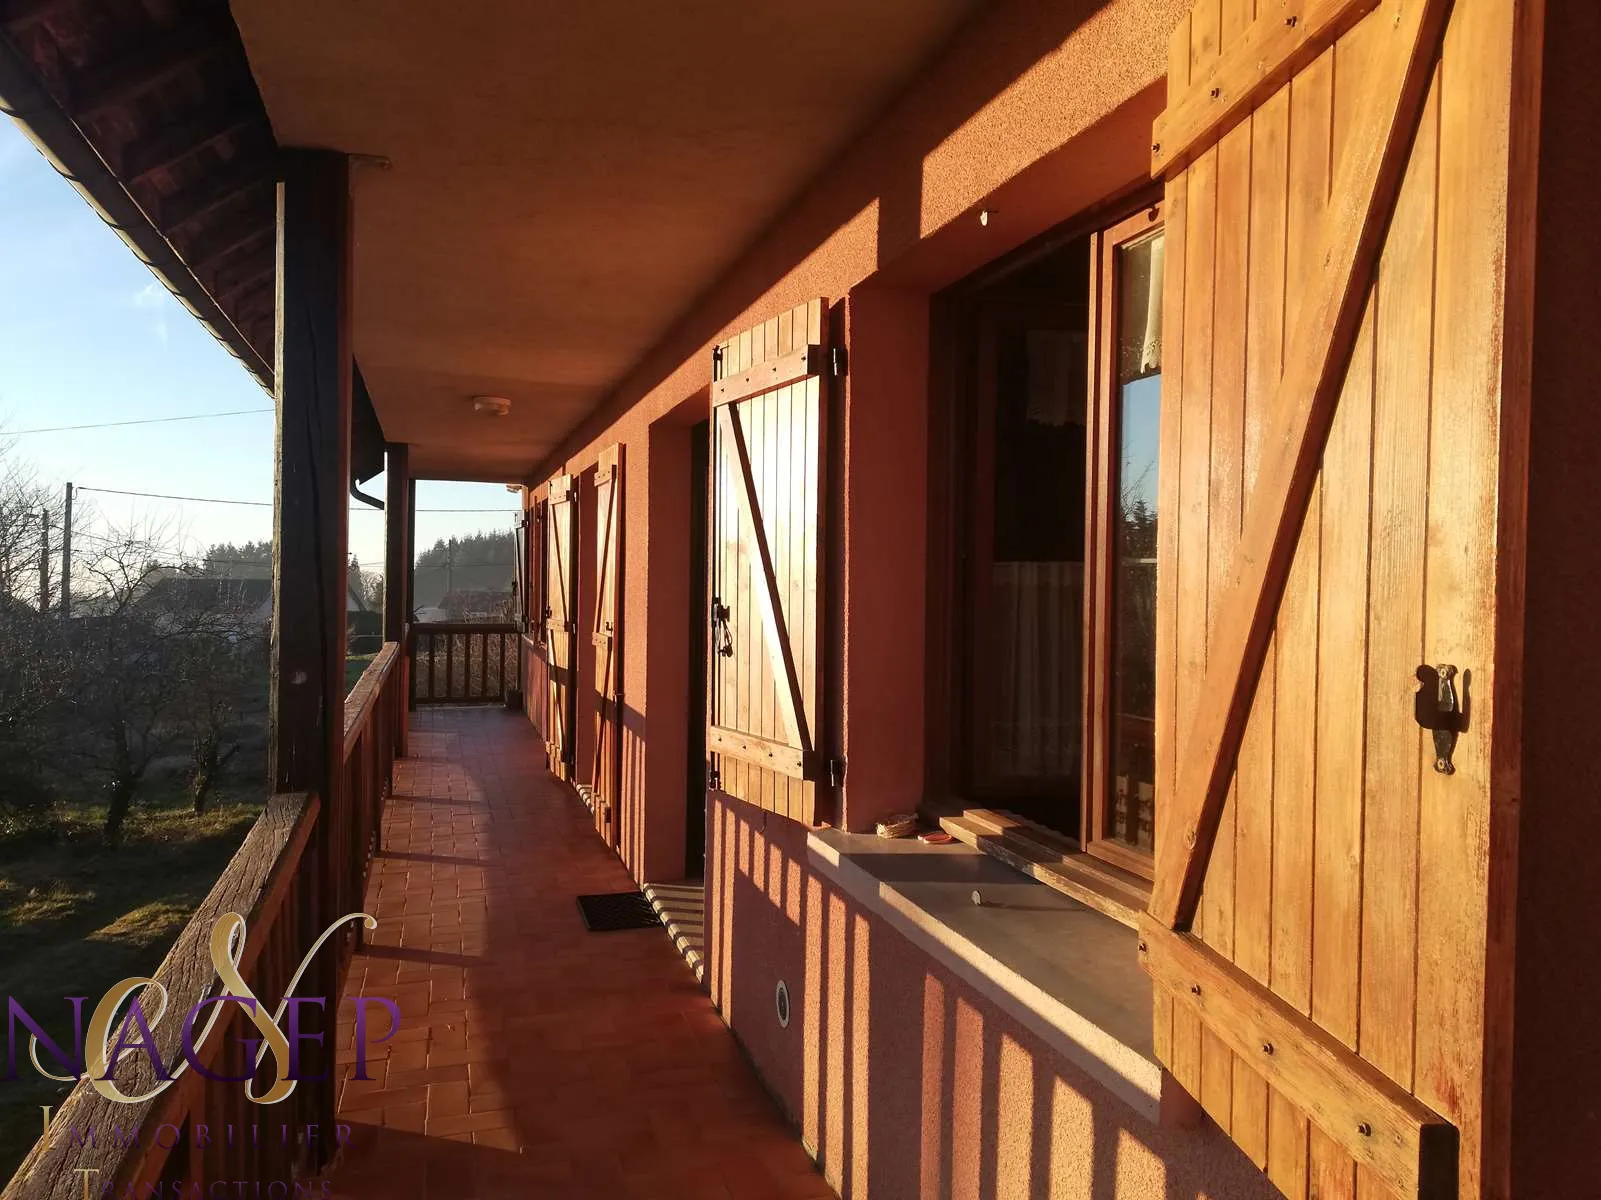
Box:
1139, 0, 1515, 1198
523, 500, 549, 739
591, 446, 624, 847
544, 473, 579, 780
708, 299, 831, 823
514, 510, 530, 631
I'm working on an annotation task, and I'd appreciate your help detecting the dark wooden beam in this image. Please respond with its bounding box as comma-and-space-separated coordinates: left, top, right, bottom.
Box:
406, 478, 417, 716
0, 0, 70, 35
122, 101, 257, 184
192, 223, 272, 278
230, 276, 273, 325
269, 149, 351, 1172
215, 250, 273, 305
384, 443, 411, 645
70, 18, 231, 123
160, 157, 274, 235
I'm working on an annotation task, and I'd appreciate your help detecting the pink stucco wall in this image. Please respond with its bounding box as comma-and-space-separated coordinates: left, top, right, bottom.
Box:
512, 2, 1292, 1191
704, 793, 1279, 1199
523, 0, 1179, 885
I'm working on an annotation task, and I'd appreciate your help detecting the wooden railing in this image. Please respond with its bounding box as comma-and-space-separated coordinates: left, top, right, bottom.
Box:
339, 642, 402, 938
408, 622, 520, 705
1, 643, 407, 1198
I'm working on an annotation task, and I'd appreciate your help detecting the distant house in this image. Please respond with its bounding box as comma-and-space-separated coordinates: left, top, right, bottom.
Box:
439, 588, 513, 622
139, 575, 273, 637
137, 574, 369, 636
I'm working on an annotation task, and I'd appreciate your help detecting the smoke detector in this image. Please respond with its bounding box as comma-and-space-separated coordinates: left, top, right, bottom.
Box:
472, 395, 511, 417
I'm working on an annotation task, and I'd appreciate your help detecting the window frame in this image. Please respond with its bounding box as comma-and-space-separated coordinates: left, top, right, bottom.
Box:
1082, 203, 1165, 879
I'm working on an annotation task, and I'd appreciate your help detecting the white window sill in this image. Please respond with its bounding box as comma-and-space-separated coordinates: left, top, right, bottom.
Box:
807, 827, 1162, 1123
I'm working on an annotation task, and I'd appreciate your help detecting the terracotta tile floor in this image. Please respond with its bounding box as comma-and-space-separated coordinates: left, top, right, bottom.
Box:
324, 708, 833, 1200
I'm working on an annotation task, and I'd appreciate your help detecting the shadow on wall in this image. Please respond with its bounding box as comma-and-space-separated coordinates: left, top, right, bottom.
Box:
707, 796, 1280, 1200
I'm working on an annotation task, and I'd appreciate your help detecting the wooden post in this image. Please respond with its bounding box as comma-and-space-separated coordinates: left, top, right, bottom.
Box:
37, 509, 48, 614
268, 147, 352, 1172
384, 444, 410, 753
406, 478, 418, 713
60, 483, 72, 620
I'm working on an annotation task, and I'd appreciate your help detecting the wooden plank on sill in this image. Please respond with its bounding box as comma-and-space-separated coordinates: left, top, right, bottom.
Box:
961, 808, 1083, 856
939, 815, 1149, 928
1152, 0, 1382, 177
1138, 919, 1458, 1200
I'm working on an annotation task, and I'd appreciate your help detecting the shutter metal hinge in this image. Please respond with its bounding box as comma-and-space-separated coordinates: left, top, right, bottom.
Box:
830, 345, 848, 378
707, 762, 721, 792
711, 345, 724, 379
827, 756, 846, 788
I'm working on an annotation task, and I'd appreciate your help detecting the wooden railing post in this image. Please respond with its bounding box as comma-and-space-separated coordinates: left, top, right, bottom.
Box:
269, 147, 352, 1173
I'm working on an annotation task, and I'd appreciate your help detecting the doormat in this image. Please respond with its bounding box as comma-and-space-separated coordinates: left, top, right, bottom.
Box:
576, 891, 660, 932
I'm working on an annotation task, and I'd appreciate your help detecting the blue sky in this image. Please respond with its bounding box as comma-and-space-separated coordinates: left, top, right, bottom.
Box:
0, 117, 520, 572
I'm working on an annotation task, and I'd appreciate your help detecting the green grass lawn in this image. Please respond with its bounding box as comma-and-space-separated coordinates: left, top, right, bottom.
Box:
0, 780, 263, 1182
0, 664, 375, 1184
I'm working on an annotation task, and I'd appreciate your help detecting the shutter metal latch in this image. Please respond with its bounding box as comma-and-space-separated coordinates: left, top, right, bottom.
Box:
827, 756, 847, 788
830, 345, 848, 378
707, 762, 721, 792
1413, 663, 1466, 775
711, 598, 734, 657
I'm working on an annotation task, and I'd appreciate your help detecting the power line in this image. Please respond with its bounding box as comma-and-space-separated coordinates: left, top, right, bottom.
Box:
3, 408, 274, 436
75, 486, 518, 514
79, 486, 269, 508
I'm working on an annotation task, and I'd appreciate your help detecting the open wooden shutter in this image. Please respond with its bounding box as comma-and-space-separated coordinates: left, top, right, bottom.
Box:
708, 299, 831, 824
544, 473, 579, 780
514, 510, 530, 632
1137, 0, 1515, 1198
522, 500, 549, 739
591, 445, 624, 847
532, 500, 547, 644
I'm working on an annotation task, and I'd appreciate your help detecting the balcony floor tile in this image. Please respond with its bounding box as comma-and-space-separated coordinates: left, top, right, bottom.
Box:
323, 707, 829, 1200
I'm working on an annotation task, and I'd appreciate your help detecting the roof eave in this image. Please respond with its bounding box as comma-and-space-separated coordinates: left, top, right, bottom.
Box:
0, 32, 273, 392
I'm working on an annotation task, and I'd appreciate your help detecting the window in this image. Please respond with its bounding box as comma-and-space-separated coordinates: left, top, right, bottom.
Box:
1085, 207, 1163, 876
945, 200, 1163, 880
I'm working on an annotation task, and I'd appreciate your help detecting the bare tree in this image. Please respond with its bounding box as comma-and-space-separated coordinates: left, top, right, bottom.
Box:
0, 438, 49, 607
179, 624, 259, 813
0, 441, 68, 823
65, 523, 263, 845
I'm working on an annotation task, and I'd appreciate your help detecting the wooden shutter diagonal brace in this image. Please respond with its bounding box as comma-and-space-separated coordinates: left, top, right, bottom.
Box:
718, 400, 810, 755
591, 460, 619, 791
1149, 0, 1454, 930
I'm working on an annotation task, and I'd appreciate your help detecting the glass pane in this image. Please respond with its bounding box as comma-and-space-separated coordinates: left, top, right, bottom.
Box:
984, 321, 1087, 796
1107, 230, 1163, 853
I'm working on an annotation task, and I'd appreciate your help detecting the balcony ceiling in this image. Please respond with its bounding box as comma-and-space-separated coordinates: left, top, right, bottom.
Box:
229, 0, 980, 480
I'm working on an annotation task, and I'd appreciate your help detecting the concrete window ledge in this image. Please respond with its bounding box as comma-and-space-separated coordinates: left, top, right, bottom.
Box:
807, 827, 1162, 1122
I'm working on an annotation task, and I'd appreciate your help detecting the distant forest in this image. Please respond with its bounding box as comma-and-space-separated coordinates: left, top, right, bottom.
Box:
413, 531, 516, 607
200, 530, 517, 608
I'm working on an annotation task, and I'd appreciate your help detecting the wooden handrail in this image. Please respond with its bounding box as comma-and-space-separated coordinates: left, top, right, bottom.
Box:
407, 621, 518, 635
2, 794, 321, 1199
343, 640, 399, 759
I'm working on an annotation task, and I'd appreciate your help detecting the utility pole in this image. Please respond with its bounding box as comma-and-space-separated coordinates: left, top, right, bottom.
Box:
60, 483, 72, 620
445, 542, 454, 601
38, 508, 50, 614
